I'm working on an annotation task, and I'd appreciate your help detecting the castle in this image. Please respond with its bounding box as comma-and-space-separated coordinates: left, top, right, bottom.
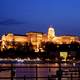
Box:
1, 25, 80, 52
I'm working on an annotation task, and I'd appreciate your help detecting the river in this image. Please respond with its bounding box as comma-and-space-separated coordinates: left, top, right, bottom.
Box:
0, 61, 79, 80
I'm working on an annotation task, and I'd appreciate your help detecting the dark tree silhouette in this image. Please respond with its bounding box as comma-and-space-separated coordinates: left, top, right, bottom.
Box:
41, 41, 57, 60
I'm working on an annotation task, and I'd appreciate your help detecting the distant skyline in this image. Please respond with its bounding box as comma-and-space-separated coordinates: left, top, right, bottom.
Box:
0, 0, 80, 36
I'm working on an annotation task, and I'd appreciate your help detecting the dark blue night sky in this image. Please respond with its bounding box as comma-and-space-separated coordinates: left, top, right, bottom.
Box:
0, 0, 80, 36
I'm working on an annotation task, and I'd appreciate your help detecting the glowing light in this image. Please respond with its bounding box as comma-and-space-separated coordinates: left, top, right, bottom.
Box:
27, 57, 30, 61
55, 63, 58, 66
64, 63, 67, 66
2, 41, 5, 48
48, 25, 55, 41
36, 57, 41, 61
73, 63, 76, 66
15, 58, 24, 62
60, 52, 68, 61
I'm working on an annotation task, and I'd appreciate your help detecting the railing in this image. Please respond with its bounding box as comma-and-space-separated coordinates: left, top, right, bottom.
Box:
0, 63, 80, 80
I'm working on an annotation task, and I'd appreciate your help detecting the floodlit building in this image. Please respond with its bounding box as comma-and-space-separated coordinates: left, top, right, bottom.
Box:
48, 25, 55, 41
1, 25, 80, 52
53, 36, 78, 44
26, 32, 44, 52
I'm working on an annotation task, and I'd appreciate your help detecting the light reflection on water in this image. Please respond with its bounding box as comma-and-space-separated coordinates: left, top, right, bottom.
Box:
0, 62, 79, 80
15, 63, 59, 80
14, 63, 71, 80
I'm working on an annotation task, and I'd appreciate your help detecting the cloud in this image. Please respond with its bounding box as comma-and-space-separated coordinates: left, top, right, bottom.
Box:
0, 19, 24, 25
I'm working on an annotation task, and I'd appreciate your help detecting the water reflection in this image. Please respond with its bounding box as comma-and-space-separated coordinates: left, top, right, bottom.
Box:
0, 62, 79, 80
15, 63, 67, 80
8, 63, 60, 80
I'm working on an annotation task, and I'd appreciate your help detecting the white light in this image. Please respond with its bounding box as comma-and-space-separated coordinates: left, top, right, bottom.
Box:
27, 57, 30, 61
73, 63, 76, 66
16, 58, 24, 62
36, 57, 41, 61
64, 63, 67, 66
55, 63, 58, 66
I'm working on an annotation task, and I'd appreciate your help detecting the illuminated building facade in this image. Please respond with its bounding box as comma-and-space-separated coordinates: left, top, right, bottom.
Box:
48, 25, 55, 41
26, 32, 44, 52
1, 25, 80, 52
1, 33, 28, 50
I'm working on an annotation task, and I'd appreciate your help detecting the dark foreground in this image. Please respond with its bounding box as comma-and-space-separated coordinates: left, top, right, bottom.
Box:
0, 60, 80, 80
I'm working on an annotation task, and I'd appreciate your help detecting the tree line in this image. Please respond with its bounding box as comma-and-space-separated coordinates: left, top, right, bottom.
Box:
0, 41, 80, 60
